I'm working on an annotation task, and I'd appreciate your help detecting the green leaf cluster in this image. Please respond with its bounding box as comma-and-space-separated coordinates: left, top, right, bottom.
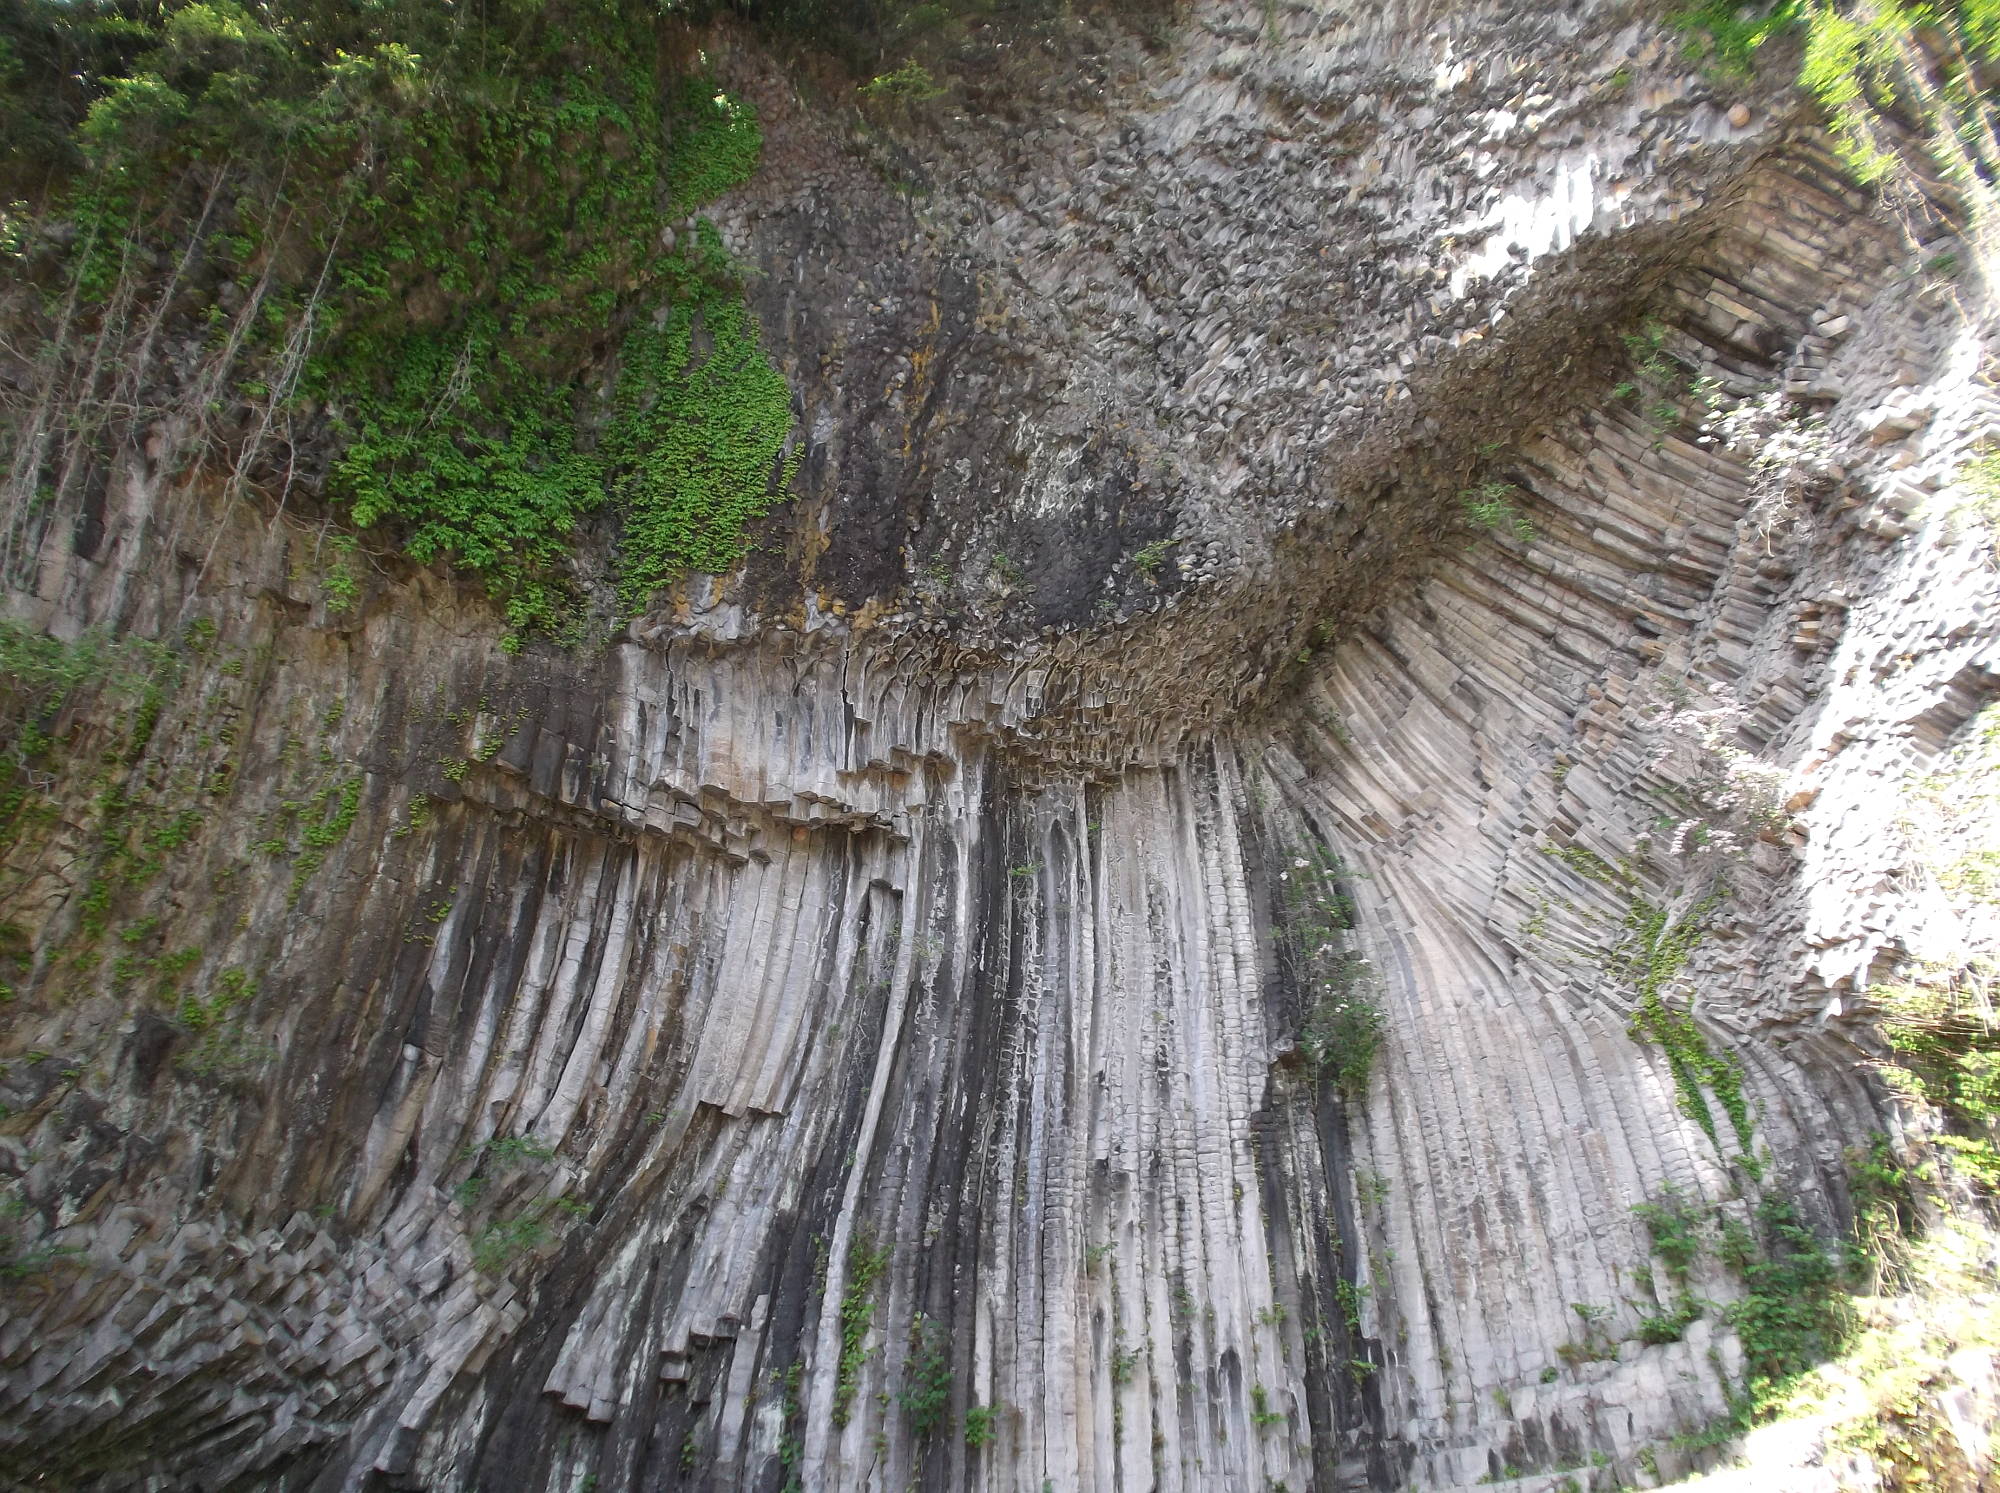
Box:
0, 620, 173, 767
1669, 0, 1803, 75
833, 1233, 892, 1427
1727, 1194, 1854, 1407
1873, 970, 2000, 1187
1621, 891, 1755, 1156
897, 1314, 953, 1438
1632, 1184, 1706, 1280
963, 1402, 997, 1448
1796, 0, 2000, 185
1281, 841, 1384, 1097
1672, 0, 2000, 191
1460, 479, 1535, 544
14, 0, 796, 638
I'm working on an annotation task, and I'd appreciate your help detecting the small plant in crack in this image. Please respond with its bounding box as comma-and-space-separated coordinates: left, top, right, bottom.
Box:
899, 1314, 954, 1438
1612, 319, 1699, 446
1250, 1382, 1286, 1427
1280, 843, 1383, 1096
1460, 480, 1535, 543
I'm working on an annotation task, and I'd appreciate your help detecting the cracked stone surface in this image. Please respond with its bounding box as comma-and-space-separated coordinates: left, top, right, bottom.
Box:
3, 1, 1998, 1490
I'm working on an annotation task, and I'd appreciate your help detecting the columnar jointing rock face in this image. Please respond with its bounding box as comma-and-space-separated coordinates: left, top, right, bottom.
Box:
5, 1, 1999, 1490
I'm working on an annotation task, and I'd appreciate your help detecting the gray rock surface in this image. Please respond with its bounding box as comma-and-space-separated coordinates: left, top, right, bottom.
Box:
2, 1, 1996, 1490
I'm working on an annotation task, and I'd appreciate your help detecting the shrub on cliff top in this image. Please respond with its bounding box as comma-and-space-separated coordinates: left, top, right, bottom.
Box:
1675, 0, 2000, 196
4, 0, 795, 639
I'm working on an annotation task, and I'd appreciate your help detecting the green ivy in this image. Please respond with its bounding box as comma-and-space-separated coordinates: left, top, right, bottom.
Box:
1621, 891, 1754, 1156
1636, 1297, 1703, 1345
0, 620, 174, 768
604, 238, 798, 609
307, 64, 788, 628
1673, 0, 2000, 189
471, 1211, 551, 1273
1873, 973, 2000, 1189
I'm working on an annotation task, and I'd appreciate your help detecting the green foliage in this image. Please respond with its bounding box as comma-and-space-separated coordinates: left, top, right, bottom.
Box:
1250, 1382, 1286, 1427
1636, 1297, 1703, 1345
1727, 1195, 1854, 1408
318, 534, 361, 613
471, 1211, 550, 1273
1333, 1274, 1369, 1333
0, 1202, 85, 1284
1846, 1133, 1922, 1277
1669, 0, 1802, 75
311, 66, 786, 628
1110, 1343, 1139, 1385
18, 0, 796, 639
1797, 0, 2000, 185
1950, 448, 2000, 538
454, 1133, 585, 1273
0, 620, 173, 767
1539, 840, 1626, 885
454, 1131, 557, 1204
1298, 952, 1383, 1095
1618, 1188, 1852, 1437
1130, 537, 1174, 581
963, 1402, 996, 1449
1620, 320, 1682, 387
1611, 319, 1695, 444
604, 254, 799, 610
109, 937, 201, 998
1672, 0, 2000, 190
1281, 842, 1383, 1097
1875, 710, 2000, 1191
1621, 891, 1754, 1156
285, 775, 361, 904
1870, 970, 2000, 1188
834, 1233, 892, 1427
63, 776, 221, 944
467, 1134, 557, 1169
771, 1359, 804, 1486
1460, 480, 1535, 543
1770, 1220, 2000, 1482
898, 1314, 953, 1438
175, 967, 274, 1079
859, 59, 945, 101
176, 965, 251, 1030
1632, 1184, 1706, 1281
0, 4, 155, 174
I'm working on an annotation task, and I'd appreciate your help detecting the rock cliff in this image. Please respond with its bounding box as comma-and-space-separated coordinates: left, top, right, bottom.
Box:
3, 1, 1997, 1490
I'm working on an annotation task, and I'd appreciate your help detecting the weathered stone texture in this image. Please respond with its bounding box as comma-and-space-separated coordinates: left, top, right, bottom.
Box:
3, 2, 1998, 1491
